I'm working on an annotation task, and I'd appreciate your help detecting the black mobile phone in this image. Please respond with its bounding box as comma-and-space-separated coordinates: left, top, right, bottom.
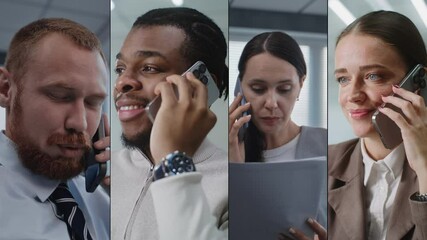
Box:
372, 64, 427, 149
145, 61, 220, 122
238, 84, 249, 142
84, 117, 108, 192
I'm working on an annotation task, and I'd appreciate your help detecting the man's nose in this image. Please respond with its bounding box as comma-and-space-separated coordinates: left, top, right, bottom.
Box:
115, 72, 142, 94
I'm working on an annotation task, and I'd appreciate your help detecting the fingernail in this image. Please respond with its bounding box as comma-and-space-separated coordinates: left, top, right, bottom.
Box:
307, 218, 314, 224
289, 228, 296, 234
393, 84, 400, 88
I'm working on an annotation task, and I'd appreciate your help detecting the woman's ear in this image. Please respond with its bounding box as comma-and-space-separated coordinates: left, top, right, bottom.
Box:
299, 75, 306, 88
0, 67, 12, 108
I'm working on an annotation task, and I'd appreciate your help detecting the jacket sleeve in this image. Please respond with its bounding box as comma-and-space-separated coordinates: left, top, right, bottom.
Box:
410, 198, 427, 239
150, 172, 228, 240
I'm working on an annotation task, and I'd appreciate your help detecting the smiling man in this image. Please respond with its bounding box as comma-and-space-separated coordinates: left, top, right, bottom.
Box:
0, 18, 110, 239
111, 7, 229, 240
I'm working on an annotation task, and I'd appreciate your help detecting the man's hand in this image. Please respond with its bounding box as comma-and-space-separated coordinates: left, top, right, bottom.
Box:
150, 72, 216, 164
93, 113, 111, 186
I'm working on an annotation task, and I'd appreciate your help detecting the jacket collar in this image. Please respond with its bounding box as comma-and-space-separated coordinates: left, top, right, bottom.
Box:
329, 139, 366, 239
329, 139, 418, 239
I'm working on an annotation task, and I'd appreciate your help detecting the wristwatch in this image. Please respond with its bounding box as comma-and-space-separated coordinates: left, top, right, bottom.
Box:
411, 192, 427, 202
153, 151, 196, 181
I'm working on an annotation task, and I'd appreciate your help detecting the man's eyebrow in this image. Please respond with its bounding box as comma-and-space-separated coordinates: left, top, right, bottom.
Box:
42, 83, 107, 98
116, 50, 167, 60
334, 68, 346, 75
42, 82, 74, 91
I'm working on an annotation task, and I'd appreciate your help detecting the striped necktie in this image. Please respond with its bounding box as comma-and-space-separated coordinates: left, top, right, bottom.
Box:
48, 183, 93, 240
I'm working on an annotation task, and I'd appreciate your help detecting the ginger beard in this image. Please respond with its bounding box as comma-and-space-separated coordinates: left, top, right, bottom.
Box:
9, 86, 92, 181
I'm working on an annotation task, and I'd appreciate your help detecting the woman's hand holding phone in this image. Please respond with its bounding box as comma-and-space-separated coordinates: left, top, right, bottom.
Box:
149, 72, 217, 164
228, 93, 251, 163
379, 85, 427, 193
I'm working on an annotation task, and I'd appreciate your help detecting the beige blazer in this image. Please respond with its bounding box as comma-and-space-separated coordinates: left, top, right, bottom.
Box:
328, 139, 427, 240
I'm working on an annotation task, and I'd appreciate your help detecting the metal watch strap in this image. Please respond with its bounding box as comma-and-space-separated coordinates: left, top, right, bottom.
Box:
153, 151, 195, 181
411, 192, 427, 202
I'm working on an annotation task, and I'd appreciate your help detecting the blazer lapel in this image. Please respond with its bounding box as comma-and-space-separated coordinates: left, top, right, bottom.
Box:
329, 140, 366, 240
386, 160, 418, 240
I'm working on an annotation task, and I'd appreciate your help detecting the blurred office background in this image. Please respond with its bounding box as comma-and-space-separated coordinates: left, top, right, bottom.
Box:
0, 0, 110, 132
110, 0, 228, 151
328, 0, 427, 144
229, 0, 328, 131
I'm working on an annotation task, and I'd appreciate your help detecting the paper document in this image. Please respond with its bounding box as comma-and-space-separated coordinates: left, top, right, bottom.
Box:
229, 157, 327, 239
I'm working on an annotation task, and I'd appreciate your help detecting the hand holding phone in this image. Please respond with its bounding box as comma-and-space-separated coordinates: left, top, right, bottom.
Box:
148, 64, 218, 163
372, 64, 427, 149
85, 116, 108, 192
228, 84, 251, 163
145, 61, 219, 122
238, 87, 250, 142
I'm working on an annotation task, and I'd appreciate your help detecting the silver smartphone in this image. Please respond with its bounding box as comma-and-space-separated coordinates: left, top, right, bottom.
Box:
372, 64, 427, 149
145, 61, 219, 122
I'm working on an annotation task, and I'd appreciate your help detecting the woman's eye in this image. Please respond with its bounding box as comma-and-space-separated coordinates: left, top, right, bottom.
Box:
251, 87, 266, 94
366, 73, 380, 81
278, 85, 292, 93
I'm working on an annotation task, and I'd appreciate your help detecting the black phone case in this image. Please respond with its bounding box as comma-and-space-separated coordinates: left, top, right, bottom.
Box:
372, 64, 427, 149
84, 117, 107, 192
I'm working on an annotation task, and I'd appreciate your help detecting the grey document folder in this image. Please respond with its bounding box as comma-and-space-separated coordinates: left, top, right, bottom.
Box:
229, 157, 327, 239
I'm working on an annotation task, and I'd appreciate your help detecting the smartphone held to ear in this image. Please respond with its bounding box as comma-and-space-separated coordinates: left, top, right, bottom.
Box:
145, 61, 220, 122
238, 88, 249, 142
372, 64, 427, 149
84, 117, 108, 192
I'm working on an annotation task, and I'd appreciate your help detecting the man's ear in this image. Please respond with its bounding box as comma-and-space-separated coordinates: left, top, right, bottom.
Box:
211, 73, 220, 88
0, 67, 12, 108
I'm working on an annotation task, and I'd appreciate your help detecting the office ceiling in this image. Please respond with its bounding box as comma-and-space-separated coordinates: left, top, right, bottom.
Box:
0, 0, 327, 63
230, 0, 326, 15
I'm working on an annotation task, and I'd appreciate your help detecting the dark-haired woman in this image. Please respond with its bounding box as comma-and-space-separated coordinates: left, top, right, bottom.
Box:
229, 31, 327, 239
329, 11, 427, 239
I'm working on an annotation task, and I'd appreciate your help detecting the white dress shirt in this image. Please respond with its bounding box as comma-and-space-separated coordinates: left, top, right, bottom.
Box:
361, 138, 405, 240
0, 131, 110, 240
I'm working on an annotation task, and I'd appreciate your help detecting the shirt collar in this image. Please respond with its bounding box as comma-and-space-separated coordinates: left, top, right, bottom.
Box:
361, 138, 405, 185
0, 131, 59, 202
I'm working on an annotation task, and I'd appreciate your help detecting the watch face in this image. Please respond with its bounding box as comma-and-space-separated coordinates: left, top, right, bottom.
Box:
169, 154, 195, 174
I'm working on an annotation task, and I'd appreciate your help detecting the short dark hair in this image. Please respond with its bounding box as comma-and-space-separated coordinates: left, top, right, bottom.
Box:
132, 7, 228, 99
238, 32, 307, 162
337, 10, 427, 71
